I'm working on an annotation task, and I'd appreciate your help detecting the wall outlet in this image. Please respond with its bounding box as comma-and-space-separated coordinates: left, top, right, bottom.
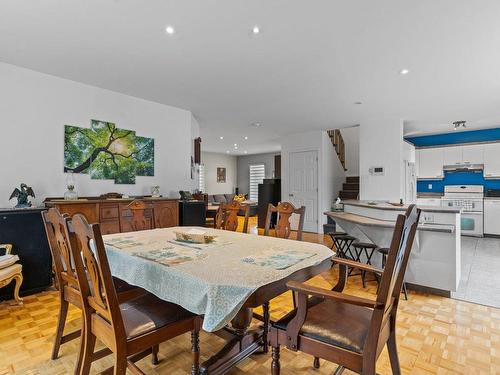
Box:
428, 184, 433, 189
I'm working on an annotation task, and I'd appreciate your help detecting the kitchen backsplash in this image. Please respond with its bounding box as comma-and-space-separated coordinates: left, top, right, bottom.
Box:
417, 170, 500, 193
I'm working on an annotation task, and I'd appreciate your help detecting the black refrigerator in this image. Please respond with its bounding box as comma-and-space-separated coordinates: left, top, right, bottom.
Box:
257, 179, 281, 228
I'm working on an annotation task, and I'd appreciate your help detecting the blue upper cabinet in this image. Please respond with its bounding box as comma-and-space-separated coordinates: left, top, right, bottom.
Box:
406, 128, 500, 147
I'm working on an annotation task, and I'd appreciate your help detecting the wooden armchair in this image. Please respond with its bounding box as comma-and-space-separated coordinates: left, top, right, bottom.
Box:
0, 243, 23, 305
42, 208, 150, 374
215, 201, 250, 233
269, 205, 421, 375
264, 202, 306, 241
70, 213, 202, 375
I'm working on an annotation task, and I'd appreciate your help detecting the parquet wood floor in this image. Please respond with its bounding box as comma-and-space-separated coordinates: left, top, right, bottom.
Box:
1, 217, 499, 374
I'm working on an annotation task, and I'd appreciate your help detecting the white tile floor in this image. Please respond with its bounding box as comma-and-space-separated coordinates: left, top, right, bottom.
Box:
452, 236, 500, 308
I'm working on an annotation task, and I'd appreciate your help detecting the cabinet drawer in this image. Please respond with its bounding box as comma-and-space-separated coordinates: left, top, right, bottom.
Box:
100, 220, 120, 235
100, 205, 119, 219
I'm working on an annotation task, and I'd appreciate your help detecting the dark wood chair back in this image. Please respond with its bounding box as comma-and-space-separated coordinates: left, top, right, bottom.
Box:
264, 202, 306, 241
269, 204, 421, 375
43, 208, 79, 289
215, 201, 249, 232
376, 204, 420, 313
127, 200, 153, 231
71, 214, 126, 341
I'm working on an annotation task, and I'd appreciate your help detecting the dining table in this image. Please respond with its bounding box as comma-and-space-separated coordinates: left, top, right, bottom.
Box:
101, 226, 333, 374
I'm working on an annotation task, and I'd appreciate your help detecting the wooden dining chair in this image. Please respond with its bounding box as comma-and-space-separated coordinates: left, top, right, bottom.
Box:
70, 213, 202, 375
126, 199, 153, 231
215, 201, 250, 233
264, 202, 306, 241
42, 208, 151, 374
269, 205, 421, 375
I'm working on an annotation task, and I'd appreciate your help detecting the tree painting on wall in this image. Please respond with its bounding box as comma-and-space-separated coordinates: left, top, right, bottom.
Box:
64, 120, 154, 184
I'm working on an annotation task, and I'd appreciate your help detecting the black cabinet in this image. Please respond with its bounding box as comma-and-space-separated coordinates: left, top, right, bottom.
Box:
257, 179, 281, 228
179, 201, 206, 227
0, 208, 52, 300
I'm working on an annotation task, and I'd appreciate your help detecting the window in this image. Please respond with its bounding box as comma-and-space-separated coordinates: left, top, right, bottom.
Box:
249, 164, 265, 201
198, 164, 205, 192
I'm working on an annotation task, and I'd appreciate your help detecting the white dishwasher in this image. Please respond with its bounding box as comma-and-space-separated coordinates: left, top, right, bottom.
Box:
484, 199, 500, 235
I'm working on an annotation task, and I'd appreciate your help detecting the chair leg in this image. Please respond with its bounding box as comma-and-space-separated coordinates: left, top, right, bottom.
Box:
51, 298, 69, 360
191, 329, 200, 375
333, 366, 345, 375
262, 302, 270, 353
387, 331, 401, 375
313, 356, 320, 369
79, 330, 96, 375
402, 282, 409, 300
13, 274, 23, 304
113, 356, 128, 375
271, 345, 280, 375
151, 344, 159, 365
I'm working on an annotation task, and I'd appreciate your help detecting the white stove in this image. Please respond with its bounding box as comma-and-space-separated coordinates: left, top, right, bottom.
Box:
443, 185, 484, 237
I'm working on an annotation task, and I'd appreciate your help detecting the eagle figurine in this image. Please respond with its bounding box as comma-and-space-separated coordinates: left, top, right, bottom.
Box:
10, 183, 35, 208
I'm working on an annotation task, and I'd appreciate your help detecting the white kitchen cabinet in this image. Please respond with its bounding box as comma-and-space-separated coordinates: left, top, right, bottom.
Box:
443, 146, 462, 166
462, 144, 484, 164
417, 148, 444, 179
484, 199, 500, 235
484, 143, 500, 178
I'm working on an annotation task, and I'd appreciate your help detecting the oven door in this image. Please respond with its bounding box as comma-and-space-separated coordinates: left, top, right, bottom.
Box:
460, 211, 483, 237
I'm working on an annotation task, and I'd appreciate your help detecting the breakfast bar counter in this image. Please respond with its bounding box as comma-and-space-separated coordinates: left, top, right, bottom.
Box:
326, 200, 461, 295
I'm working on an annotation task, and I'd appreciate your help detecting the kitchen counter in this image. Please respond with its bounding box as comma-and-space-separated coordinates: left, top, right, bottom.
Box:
417, 192, 444, 198
326, 200, 461, 294
342, 200, 460, 213
326, 211, 455, 233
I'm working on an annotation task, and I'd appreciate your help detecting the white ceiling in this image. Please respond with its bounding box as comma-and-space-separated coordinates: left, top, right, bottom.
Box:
2, 0, 500, 154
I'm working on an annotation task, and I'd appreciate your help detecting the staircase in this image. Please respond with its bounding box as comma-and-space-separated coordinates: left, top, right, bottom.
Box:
339, 176, 359, 200
327, 129, 347, 171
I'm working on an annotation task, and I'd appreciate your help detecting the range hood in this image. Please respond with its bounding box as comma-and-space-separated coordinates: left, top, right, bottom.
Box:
443, 164, 484, 172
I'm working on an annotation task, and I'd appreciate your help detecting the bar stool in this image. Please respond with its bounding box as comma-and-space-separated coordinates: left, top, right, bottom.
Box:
328, 232, 357, 259
378, 247, 408, 300
352, 242, 378, 288
327, 231, 345, 251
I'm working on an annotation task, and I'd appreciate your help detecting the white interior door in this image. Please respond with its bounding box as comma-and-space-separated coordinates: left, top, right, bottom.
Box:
288, 150, 318, 232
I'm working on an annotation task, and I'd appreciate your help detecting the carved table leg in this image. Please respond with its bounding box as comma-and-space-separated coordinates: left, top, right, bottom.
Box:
200, 307, 264, 375
262, 302, 270, 354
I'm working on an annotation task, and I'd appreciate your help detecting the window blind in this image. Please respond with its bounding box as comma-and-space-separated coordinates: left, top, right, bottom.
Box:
198, 164, 206, 192
249, 164, 265, 201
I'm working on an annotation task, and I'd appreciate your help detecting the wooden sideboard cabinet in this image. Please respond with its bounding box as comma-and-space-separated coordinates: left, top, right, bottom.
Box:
44, 197, 179, 234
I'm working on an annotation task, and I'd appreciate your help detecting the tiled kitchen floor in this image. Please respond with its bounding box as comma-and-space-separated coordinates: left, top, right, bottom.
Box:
452, 236, 500, 308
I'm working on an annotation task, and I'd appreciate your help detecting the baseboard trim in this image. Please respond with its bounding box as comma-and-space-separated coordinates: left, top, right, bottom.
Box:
406, 282, 451, 298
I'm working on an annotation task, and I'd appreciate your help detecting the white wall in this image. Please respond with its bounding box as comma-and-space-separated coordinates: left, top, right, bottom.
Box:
236, 152, 278, 195
201, 152, 237, 194
340, 126, 360, 177
359, 117, 404, 201
281, 130, 346, 232
0, 62, 198, 207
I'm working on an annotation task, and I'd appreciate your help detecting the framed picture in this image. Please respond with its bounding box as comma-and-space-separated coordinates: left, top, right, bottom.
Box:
217, 167, 226, 183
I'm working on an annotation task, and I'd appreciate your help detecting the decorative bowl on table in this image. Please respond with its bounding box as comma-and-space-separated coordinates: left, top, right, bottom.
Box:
174, 230, 217, 244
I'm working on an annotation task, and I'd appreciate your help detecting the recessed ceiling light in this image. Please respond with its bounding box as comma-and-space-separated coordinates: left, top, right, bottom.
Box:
226, 150, 230, 154
219, 136, 224, 140
252, 25, 261, 35
244, 136, 248, 140
234, 146, 238, 150
399, 69, 410, 75
165, 26, 175, 35
244, 151, 248, 154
